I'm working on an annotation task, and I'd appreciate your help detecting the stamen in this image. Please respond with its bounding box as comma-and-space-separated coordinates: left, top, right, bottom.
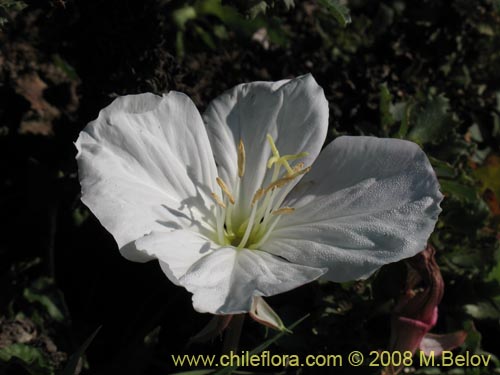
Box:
263, 166, 311, 193
264, 175, 295, 193
259, 165, 311, 229
292, 162, 305, 173
294, 166, 311, 177
238, 139, 246, 178
249, 216, 283, 250
272, 207, 295, 216
237, 203, 258, 249
211, 192, 226, 208
252, 188, 265, 206
211, 133, 310, 248
216, 177, 235, 205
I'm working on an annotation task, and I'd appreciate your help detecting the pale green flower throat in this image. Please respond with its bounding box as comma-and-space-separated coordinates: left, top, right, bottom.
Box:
211, 135, 310, 249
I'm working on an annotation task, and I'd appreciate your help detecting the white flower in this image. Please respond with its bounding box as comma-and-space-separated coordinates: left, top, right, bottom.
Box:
75, 74, 443, 315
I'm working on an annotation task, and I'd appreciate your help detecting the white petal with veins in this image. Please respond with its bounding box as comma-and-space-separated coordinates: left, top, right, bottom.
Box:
179, 247, 326, 314
76, 92, 218, 261
262, 136, 443, 281
203, 74, 329, 223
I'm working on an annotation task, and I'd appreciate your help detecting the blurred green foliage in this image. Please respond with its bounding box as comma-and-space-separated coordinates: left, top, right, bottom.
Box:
0, 0, 25, 28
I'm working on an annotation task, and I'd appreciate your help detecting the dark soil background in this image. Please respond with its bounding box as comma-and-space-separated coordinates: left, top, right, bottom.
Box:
1, 0, 500, 374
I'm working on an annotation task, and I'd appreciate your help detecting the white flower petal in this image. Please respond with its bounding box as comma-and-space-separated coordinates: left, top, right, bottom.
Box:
203, 74, 329, 222
178, 247, 326, 314
262, 136, 443, 282
76, 92, 218, 262
135, 230, 214, 285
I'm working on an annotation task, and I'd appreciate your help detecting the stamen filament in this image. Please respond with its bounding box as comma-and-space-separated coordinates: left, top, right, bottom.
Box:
249, 216, 283, 250
252, 188, 265, 206
272, 207, 295, 215
256, 163, 281, 225
237, 203, 258, 249
211, 195, 225, 245
225, 177, 240, 236
225, 200, 234, 235
216, 177, 235, 205
211, 192, 226, 208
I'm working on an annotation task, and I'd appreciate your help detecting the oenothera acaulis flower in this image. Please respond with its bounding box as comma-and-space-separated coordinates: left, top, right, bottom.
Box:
76, 74, 443, 315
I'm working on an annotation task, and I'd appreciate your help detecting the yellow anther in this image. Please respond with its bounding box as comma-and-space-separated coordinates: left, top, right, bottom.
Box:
216, 177, 235, 205
238, 139, 246, 178
263, 166, 311, 193
264, 175, 295, 193
252, 188, 265, 206
272, 207, 295, 216
211, 192, 226, 208
278, 152, 309, 174
293, 166, 311, 177
292, 162, 305, 173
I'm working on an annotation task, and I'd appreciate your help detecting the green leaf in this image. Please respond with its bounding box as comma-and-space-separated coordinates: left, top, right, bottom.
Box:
60, 326, 101, 375
247, 1, 267, 19
196, 0, 289, 46
172, 6, 197, 30
474, 155, 500, 197
395, 102, 413, 139
487, 247, 500, 283
439, 179, 478, 202
379, 83, 395, 136
0, 0, 26, 28
212, 314, 309, 375
52, 55, 79, 81
227, 0, 294, 18
317, 0, 351, 27
23, 277, 67, 323
0, 343, 52, 375
429, 156, 456, 179
0, 0, 26, 12
194, 25, 216, 49
463, 320, 482, 352
72, 207, 90, 227
408, 94, 453, 145
493, 92, 500, 137
176, 31, 185, 58
464, 302, 500, 320
282, 0, 294, 10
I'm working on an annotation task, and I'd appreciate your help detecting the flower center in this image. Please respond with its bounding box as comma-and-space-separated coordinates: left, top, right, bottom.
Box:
211, 135, 310, 249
